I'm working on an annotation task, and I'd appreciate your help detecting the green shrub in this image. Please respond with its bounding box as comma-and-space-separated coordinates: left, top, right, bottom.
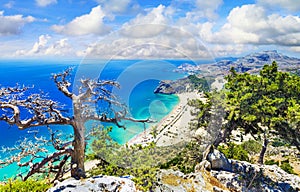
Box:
241, 140, 261, 155
218, 142, 249, 162
280, 160, 295, 174
265, 159, 279, 166
88, 161, 158, 192
271, 138, 290, 147
159, 141, 202, 174
0, 179, 51, 192
188, 75, 210, 92
265, 159, 295, 174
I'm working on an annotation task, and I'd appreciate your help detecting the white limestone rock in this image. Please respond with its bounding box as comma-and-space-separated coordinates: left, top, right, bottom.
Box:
47, 175, 136, 192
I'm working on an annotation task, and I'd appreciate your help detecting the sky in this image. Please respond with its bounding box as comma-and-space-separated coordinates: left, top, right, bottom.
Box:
0, 0, 300, 59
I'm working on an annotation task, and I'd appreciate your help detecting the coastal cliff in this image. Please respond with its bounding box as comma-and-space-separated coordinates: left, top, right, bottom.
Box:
154, 75, 210, 94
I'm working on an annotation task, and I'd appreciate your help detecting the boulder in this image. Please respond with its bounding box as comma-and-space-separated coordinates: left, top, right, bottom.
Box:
207, 149, 232, 172
47, 175, 136, 192
212, 160, 300, 192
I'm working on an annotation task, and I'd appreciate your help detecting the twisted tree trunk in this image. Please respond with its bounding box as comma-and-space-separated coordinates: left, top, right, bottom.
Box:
258, 132, 269, 165
71, 101, 86, 179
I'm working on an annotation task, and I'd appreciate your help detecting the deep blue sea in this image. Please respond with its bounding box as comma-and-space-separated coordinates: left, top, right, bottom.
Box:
0, 59, 193, 180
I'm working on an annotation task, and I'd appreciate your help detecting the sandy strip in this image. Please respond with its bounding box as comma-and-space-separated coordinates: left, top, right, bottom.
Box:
126, 91, 205, 147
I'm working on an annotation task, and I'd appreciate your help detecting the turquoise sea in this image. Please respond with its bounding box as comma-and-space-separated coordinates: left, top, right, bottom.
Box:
0, 59, 193, 180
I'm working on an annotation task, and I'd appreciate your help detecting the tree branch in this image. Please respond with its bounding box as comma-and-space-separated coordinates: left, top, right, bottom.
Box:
52, 68, 73, 98
23, 148, 72, 181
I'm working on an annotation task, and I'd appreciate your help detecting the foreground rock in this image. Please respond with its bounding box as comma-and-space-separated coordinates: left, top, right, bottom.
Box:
212, 160, 300, 192
201, 149, 300, 192
47, 175, 136, 192
153, 169, 229, 192
47, 149, 300, 192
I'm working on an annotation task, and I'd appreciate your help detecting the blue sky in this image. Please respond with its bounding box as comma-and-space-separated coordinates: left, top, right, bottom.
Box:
0, 0, 300, 59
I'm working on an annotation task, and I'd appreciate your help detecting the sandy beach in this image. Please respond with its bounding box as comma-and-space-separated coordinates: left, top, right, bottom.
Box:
127, 91, 206, 147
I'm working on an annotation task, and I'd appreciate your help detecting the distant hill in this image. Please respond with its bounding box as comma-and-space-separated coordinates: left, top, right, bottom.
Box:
165, 50, 300, 92
214, 50, 300, 73
176, 50, 300, 76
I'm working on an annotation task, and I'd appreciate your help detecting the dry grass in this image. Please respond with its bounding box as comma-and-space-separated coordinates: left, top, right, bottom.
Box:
162, 174, 181, 186
162, 171, 230, 192
202, 170, 229, 191
161, 174, 197, 192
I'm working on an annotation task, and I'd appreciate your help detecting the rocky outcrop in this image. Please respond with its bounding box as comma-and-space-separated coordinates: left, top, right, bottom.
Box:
207, 149, 232, 172
154, 75, 210, 94
154, 78, 191, 94
47, 175, 136, 192
212, 160, 300, 192
46, 149, 300, 192
199, 149, 300, 192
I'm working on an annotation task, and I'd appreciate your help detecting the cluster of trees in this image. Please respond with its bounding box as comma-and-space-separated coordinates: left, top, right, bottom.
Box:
193, 61, 300, 164
188, 74, 210, 92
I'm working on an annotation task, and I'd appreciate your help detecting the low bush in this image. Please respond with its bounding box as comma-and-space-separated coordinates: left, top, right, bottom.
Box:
280, 159, 295, 174
265, 159, 279, 166
218, 142, 249, 162
0, 179, 51, 192
241, 140, 261, 155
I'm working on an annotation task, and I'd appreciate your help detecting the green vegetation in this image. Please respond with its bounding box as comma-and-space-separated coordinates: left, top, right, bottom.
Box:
88, 127, 193, 191
0, 179, 51, 192
90, 126, 173, 168
88, 162, 158, 192
265, 159, 295, 174
280, 160, 295, 174
271, 138, 291, 147
88, 127, 159, 191
218, 142, 249, 162
241, 140, 261, 155
159, 141, 203, 174
88, 126, 204, 191
265, 159, 279, 166
217, 140, 262, 162
188, 75, 210, 92
225, 61, 300, 164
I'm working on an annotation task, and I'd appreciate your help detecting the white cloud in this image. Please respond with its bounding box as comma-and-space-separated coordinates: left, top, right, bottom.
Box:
290, 46, 300, 52
258, 0, 300, 12
120, 5, 169, 38
95, 0, 135, 14
16, 35, 73, 56
78, 25, 213, 59
76, 5, 216, 59
4, 1, 14, 9
205, 4, 300, 47
52, 5, 110, 36
44, 38, 71, 55
172, 0, 223, 21
29, 34, 50, 54
194, 0, 223, 20
0, 11, 35, 36
35, 0, 57, 7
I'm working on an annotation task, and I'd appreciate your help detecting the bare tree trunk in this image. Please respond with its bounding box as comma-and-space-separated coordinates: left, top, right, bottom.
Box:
212, 124, 235, 148
71, 121, 86, 179
70, 101, 86, 179
258, 132, 269, 165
